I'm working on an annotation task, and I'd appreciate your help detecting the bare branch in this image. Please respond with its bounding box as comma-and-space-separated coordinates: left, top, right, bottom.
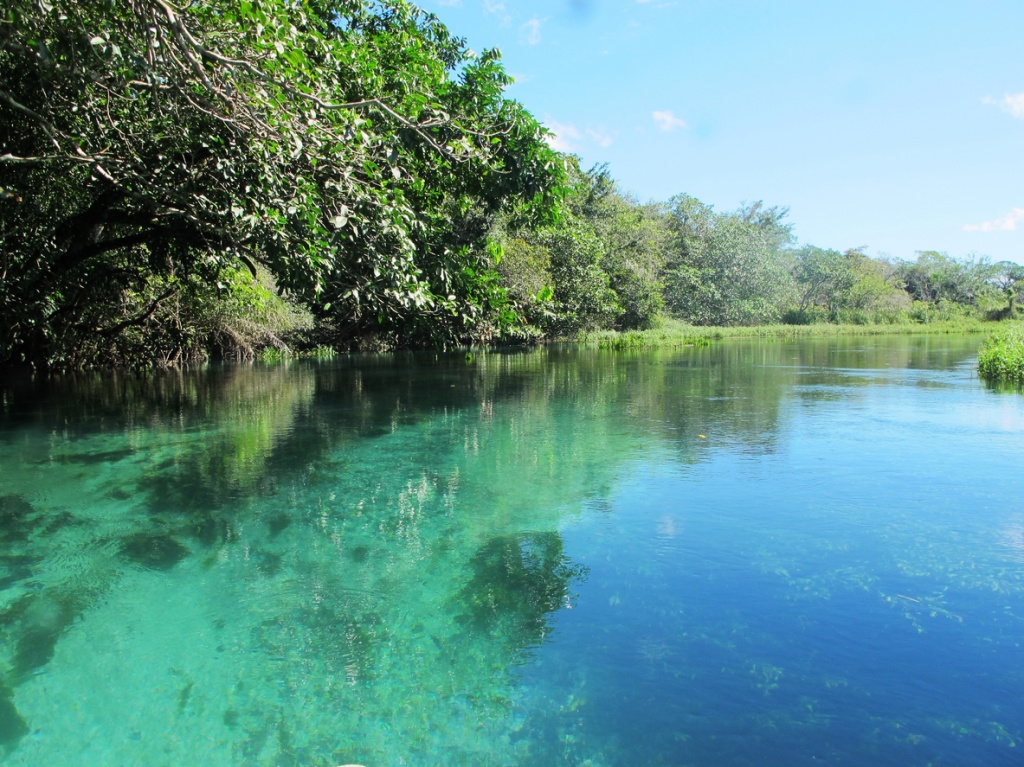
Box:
97, 285, 178, 336
0, 152, 102, 164
0, 88, 58, 139
0, 153, 45, 163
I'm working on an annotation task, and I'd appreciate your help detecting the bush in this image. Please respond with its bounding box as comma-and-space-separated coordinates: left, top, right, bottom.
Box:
977, 325, 1024, 385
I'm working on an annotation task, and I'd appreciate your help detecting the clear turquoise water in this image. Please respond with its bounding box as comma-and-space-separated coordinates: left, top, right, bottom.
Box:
1, 336, 1023, 766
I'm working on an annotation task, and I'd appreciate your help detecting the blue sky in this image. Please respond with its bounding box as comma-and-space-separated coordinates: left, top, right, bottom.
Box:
419, 0, 1024, 265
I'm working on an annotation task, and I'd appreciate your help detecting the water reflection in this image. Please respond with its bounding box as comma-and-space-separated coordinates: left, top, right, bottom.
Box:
0, 335, 1005, 766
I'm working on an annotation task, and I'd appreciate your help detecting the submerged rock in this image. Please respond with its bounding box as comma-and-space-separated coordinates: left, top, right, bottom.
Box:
0, 555, 35, 591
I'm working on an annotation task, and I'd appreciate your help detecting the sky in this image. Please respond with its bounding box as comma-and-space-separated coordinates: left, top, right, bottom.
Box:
418, 0, 1024, 264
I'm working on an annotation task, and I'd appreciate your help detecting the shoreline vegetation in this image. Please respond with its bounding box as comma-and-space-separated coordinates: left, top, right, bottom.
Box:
252, 317, 1000, 360
580, 317, 998, 351
977, 324, 1024, 385
1, 1, 1022, 375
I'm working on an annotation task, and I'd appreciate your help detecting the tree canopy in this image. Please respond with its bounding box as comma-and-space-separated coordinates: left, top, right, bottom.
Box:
663, 196, 795, 326
1, 0, 562, 367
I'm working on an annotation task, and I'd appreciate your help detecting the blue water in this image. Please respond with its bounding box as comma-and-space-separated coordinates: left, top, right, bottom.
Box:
1, 336, 1022, 766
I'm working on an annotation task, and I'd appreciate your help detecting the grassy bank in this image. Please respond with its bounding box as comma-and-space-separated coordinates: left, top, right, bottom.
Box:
977, 324, 1024, 385
579, 317, 1000, 350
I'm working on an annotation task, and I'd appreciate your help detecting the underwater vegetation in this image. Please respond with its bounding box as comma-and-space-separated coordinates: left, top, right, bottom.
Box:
457, 533, 589, 644
0, 687, 27, 752
118, 532, 190, 571
9, 596, 78, 682
0, 496, 36, 544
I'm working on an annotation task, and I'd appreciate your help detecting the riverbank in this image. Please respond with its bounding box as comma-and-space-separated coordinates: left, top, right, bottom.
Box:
578, 317, 1000, 350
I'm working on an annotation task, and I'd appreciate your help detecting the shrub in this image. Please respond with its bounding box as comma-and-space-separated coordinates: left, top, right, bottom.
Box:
977, 325, 1024, 384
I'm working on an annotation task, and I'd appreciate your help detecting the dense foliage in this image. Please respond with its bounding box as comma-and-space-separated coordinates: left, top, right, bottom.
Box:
663, 197, 795, 326
495, 162, 666, 335
1, 0, 561, 367
1, 0, 1021, 370
977, 325, 1024, 384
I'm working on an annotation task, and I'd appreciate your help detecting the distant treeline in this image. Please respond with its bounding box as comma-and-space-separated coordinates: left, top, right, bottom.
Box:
2, 0, 1021, 370
496, 162, 1024, 335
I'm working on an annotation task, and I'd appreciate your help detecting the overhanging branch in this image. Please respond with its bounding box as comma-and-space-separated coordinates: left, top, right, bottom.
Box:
97, 285, 178, 336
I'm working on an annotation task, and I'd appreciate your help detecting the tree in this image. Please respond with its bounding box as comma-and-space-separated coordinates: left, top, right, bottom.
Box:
896, 251, 990, 307
577, 166, 668, 330
841, 249, 908, 321
493, 237, 555, 331
790, 246, 906, 322
792, 246, 856, 319
538, 215, 619, 334
0, 0, 562, 367
493, 160, 666, 335
991, 261, 1024, 317
663, 195, 795, 325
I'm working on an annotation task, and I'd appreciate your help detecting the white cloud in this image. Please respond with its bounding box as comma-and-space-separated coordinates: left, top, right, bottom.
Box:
963, 207, 1024, 232
544, 120, 581, 152
484, 0, 511, 26
652, 110, 687, 132
520, 18, 542, 46
982, 92, 1024, 119
542, 120, 615, 152
587, 128, 614, 148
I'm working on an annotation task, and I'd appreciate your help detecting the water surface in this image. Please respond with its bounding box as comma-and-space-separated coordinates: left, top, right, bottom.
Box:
1, 336, 1022, 766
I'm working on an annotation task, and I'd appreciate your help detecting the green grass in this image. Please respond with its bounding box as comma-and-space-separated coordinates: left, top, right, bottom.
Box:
579, 317, 999, 350
258, 345, 337, 363
977, 324, 1024, 385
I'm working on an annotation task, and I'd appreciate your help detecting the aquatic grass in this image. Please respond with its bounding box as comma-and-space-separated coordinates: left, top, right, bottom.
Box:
977, 324, 1024, 385
580, 317, 1001, 349
258, 344, 336, 363
588, 329, 712, 350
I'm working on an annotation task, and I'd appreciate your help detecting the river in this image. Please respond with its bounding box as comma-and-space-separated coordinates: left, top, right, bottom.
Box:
1, 335, 1022, 766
